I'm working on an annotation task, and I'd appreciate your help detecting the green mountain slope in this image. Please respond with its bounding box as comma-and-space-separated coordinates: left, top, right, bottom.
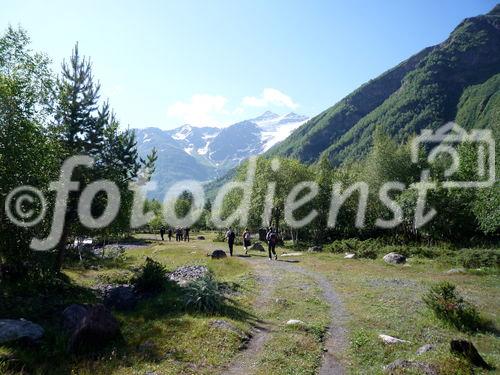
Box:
267, 5, 500, 166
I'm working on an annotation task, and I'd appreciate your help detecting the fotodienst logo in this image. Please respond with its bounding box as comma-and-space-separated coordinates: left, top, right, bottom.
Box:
3, 122, 496, 251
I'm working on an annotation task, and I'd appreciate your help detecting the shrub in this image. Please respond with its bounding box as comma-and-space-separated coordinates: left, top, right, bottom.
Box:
213, 231, 226, 242
460, 249, 499, 269
423, 282, 481, 332
97, 270, 133, 285
356, 246, 378, 259
324, 238, 380, 259
183, 273, 224, 314
132, 257, 167, 293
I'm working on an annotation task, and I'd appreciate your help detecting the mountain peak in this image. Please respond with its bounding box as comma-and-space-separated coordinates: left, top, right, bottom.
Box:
251, 111, 280, 122
488, 4, 500, 16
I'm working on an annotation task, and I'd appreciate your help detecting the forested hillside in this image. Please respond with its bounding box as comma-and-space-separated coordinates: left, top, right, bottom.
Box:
267, 5, 500, 166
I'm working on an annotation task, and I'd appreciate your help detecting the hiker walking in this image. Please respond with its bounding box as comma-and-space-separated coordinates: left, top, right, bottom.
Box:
184, 227, 190, 242
176, 227, 182, 242
225, 227, 236, 256
167, 227, 173, 241
266, 227, 278, 260
243, 228, 251, 254
160, 226, 165, 241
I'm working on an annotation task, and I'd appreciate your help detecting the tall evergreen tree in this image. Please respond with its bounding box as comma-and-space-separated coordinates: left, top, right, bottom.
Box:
52, 44, 156, 271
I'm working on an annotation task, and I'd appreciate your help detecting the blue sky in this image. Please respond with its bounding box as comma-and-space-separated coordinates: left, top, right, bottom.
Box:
2, 0, 497, 129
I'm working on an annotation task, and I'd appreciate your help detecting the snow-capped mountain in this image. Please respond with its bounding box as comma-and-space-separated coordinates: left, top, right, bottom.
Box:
134, 111, 309, 199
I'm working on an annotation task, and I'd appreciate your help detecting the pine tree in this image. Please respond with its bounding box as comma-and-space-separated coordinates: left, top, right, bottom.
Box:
52, 44, 156, 271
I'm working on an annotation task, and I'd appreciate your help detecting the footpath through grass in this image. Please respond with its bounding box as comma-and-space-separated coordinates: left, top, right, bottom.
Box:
297, 251, 499, 375
0, 233, 498, 375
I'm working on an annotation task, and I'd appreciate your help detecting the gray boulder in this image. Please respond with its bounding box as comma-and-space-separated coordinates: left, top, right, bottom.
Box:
103, 285, 138, 311
0, 319, 44, 344
446, 268, 466, 274
383, 252, 406, 264
62, 304, 89, 332
249, 242, 265, 252
168, 265, 208, 286
379, 334, 410, 344
211, 250, 227, 259
416, 344, 435, 355
384, 359, 438, 375
68, 304, 121, 353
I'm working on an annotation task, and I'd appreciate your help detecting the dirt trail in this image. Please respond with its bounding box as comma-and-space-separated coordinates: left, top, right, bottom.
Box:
222, 256, 348, 375
222, 259, 278, 375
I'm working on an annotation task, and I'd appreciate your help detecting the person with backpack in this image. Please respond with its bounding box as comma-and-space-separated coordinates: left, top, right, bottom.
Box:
160, 226, 165, 241
184, 227, 190, 242
167, 227, 173, 241
266, 227, 278, 260
225, 227, 236, 256
243, 228, 251, 254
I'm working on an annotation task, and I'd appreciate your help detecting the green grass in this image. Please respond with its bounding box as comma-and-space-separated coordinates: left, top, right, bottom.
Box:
1, 233, 498, 374
0, 232, 257, 375
297, 252, 499, 374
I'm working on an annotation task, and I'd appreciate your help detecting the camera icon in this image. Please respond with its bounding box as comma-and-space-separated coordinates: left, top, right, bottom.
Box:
411, 122, 496, 188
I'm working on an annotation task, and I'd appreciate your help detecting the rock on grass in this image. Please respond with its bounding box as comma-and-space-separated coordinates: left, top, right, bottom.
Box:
0, 319, 44, 344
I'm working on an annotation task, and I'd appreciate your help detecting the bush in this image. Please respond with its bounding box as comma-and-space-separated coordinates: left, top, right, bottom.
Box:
423, 282, 482, 332
213, 231, 226, 242
460, 249, 499, 269
183, 273, 224, 314
132, 257, 167, 293
324, 238, 380, 259
356, 246, 378, 259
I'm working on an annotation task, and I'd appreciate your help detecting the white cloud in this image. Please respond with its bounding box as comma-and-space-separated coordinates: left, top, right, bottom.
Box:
167, 94, 228, 126
242, 88, 298, 109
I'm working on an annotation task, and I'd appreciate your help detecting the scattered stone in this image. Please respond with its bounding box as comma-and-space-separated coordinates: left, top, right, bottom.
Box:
168, 265, 208, 286
62, 304, 89, 332
286, 319, 305, 326
450, 339, 492, 369
209, 320, 249, 341
308, 246, 323, 252
275, 298, 289, 306
384, 359, 438, 375
211, 249, 227, 259
416, 344, 435, 355
68, 304, 121, 353
446, 268, 467, 275
197, 236, 205, 240
138, 339, 156, 354
383, 252, 406, 265
344, 253, 356, 259
0, 319, 44, 344
102, 285, 138, 311
379, 334, 410, 344
249, 242, 265, 252
281, 252, 302, 257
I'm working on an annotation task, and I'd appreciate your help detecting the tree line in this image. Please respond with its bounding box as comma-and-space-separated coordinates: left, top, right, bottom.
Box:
0, 27, 156, 277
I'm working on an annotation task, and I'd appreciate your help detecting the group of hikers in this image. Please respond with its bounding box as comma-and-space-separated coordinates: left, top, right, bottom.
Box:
158, 226, 279, 260
159, 226, 190, 242
225, 227, 278, 260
